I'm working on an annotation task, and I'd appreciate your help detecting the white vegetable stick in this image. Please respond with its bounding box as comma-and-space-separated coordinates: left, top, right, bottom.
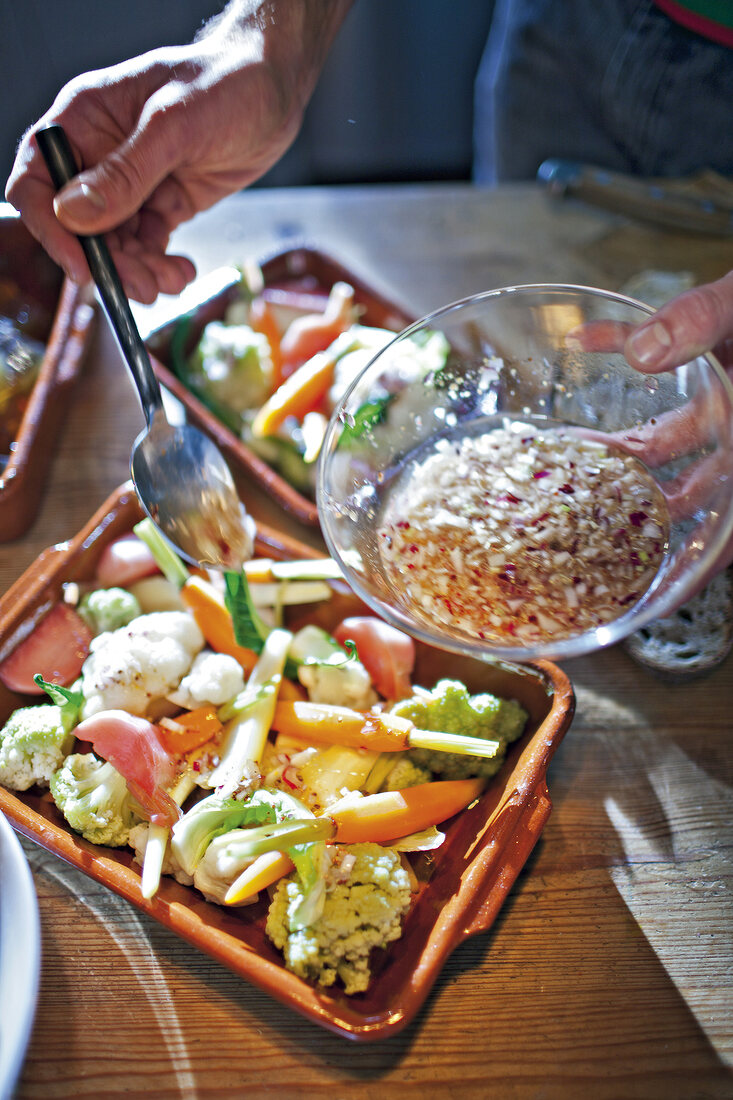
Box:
141, 824, 169, 900
140, 771, 198, 900
244, 558, 343, 582
206, 628, 292, 792
248, 580, 332, 608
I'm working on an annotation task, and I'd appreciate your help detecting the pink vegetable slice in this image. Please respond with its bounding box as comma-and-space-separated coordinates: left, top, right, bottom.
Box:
74, 709, 181, 827
0, 603, 93, 694
95, 533, 160, 589
333, 616, 415, 701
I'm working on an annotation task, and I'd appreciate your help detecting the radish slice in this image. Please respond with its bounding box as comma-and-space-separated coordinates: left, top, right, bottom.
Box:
96, 534, 160, 589
0, 603, 93, 694
74, 709, 180, 827
333, 616, 415, 701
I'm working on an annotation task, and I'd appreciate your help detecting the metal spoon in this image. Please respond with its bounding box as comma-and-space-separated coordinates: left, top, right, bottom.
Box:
35, 124, 254, 571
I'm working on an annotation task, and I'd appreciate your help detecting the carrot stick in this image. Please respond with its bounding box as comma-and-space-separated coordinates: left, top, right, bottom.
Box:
180, 576, 259, 673
271, 701, 411, 750
250, 296, 284, 386
224, 850, 295, 905
330, 778, 486, 844
271, 701, 502, 759
250, 350, 336, 438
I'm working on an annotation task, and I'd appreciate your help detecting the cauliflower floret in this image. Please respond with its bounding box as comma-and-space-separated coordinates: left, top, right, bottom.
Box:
298, 661, 377, 711
192, 830, 260, 906
78, 587, 142, 635
0, 704, 75, 791
167, 650, 245, 709
80, 611, 205, 718
291, 624, 378, 710
128, 822, 194, 886
265, 842, 412, 994
390, 679, 528, 780
190, 321, 273, 414
50, 753, 143, 846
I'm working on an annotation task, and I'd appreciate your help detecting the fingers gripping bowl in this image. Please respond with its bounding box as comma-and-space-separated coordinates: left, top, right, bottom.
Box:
318, 284, 733, 663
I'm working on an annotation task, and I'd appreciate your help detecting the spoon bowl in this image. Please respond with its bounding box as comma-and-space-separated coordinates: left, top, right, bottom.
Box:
35, 124, 253, 571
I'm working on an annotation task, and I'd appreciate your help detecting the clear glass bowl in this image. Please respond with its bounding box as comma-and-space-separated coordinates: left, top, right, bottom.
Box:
317, 284, 733, 662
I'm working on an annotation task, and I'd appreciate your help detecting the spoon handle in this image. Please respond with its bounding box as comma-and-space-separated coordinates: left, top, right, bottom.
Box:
35, 124, 163, 426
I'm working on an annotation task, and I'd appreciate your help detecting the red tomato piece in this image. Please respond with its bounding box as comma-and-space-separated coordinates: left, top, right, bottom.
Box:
95, 533, 159, 589
74, 710, 180, 827
0, 603, 93, 694
333, 616, 415, 702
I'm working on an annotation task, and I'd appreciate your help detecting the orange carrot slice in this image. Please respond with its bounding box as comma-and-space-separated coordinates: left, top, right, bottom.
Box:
157, 706, 222, 754
180, 576, 259, 673
271, 700, 413, 751
329, 778, 486, 844
251, 350, 336, 439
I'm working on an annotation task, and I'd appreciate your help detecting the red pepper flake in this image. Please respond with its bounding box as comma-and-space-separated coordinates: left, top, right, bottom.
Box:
533, 470, 550, 479
558, 483, 574, 494
409, 544, 419, 553
396, 520, 411, 529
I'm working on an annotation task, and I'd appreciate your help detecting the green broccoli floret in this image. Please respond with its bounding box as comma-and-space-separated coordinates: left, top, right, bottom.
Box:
189, 321, 274, 418
50, 752, 143, 847
0, 704, 76, 791
78, 587, 142, 634
265, 842, 412, 994
390, 679, 528, 781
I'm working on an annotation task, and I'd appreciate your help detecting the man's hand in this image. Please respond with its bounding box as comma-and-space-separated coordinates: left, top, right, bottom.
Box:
5, 0, 352, 302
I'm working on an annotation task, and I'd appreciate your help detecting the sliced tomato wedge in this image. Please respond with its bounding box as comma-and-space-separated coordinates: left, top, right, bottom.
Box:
333, 616, 415, 702
0, 603, 93, 694
95, 533, 160, 589
74, 709, 180, 827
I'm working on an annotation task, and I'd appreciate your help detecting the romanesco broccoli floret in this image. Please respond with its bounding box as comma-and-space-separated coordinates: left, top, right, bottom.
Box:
50, 752, 143, 846
0, 704, 76, 791
78, 587, 142, 634
379, 755, 432, 791
265, 842, 412, 994
390, 679, 527, 780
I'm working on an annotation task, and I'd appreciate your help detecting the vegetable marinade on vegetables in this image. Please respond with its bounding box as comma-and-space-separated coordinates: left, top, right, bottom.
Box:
0, 520, 528, 995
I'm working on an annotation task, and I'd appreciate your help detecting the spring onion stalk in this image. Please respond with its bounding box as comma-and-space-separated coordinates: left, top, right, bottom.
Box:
140, 770, 198, 900
133, 518, 189, 588
205, 627, 292, 792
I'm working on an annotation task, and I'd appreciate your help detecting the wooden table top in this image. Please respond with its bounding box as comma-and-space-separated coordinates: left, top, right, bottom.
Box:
4, 182, 733, 1100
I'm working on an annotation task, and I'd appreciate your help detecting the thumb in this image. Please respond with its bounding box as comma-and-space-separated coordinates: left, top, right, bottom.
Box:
625, 271, 733, 373
52, 129, 173, 234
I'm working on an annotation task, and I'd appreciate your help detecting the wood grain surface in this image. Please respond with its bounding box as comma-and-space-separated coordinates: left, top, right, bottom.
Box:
3, 183, 732, 1100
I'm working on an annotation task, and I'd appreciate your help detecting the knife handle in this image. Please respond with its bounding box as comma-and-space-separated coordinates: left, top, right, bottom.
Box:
538, 159, 733, 236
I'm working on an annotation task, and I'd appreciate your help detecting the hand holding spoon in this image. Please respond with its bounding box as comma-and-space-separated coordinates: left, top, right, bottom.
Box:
35, 124, 254, 571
